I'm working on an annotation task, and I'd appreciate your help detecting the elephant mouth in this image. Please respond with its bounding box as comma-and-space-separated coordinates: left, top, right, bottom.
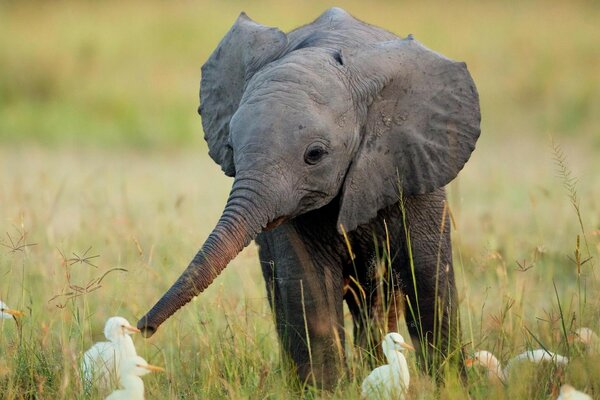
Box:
139, 322, 156, 338
265, 216, 287, 231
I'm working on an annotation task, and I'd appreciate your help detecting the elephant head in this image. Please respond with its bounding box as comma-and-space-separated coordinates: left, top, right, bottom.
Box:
138, 8, 480, 336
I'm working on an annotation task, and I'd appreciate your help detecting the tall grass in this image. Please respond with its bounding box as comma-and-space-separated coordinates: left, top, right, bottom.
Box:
0, 137, 599, 398
1, 1, 599, 398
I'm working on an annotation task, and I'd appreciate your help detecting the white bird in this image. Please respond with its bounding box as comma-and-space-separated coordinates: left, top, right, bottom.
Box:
569, 327, 600, 353
82, 316, 140, 388
466, 349, 569, 383
465, 350, 505, 382
0, 300, 24, 321
361, 332, 414, 399
557, 384, 592, 400
105, 355, 164, 400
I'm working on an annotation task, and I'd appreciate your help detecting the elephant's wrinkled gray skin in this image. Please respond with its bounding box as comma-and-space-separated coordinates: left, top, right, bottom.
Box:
138, 8, 480, 388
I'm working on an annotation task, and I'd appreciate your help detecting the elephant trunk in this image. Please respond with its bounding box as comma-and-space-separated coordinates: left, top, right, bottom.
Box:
137, 176, 277, 337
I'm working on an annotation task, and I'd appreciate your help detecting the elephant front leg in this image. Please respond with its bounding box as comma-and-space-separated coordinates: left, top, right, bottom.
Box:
274, 275, 346, 389
400, 261, 463, 379
398, 191, 464, 380
257, 228, 346, 389
344, 259, 404, 366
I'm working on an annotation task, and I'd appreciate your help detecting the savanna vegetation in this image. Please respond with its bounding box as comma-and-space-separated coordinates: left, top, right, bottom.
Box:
1, 1, 599, 398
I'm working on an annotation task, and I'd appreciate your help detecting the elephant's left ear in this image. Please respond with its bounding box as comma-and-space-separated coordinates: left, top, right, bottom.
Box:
338, 37, 481, 233
200, 13, 288, 177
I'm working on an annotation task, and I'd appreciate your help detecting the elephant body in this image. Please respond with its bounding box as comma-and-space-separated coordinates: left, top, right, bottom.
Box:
138, 8, 480, 389
257, 188, 457, 387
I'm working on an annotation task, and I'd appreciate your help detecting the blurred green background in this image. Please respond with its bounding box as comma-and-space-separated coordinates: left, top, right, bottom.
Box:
1, 0, 598, 148
1, 2, 600, 398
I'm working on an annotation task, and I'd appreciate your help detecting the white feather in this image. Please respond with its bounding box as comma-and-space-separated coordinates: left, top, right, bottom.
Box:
105, 355, 164, 400
467, 348, 569, 383
82, 316, 140, 389
0, 300, 23, 320
361, 332, 412, 399
557, 384, 592, 400
570, 327, 600, 354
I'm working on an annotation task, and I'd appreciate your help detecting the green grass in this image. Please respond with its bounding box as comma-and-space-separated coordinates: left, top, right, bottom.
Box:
1, 0, 599, 398
1, 136, 599, 398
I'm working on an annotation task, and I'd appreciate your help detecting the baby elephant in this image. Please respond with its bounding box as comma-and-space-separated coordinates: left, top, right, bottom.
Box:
138, 7, 480, 388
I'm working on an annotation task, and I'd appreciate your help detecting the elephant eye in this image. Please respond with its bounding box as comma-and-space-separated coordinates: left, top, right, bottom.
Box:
304, 143, 328, 165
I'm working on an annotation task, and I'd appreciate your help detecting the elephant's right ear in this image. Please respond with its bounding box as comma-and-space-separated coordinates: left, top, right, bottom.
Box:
200, 13, 288, 176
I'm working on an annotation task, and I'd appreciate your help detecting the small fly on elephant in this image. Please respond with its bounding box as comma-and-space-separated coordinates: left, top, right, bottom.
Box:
138, 7, 480, 389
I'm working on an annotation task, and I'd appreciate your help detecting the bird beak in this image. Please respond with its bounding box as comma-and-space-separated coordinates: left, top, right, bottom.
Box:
124, 324, 141, 334
465, 358, 475, 367
3, 308, 24, 318
400, 342, 415, 351
142, 363, 165, 373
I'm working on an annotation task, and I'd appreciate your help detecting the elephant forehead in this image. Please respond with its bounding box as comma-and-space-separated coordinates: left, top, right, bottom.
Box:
231, 103, 330, 140
242, 50, 350, 110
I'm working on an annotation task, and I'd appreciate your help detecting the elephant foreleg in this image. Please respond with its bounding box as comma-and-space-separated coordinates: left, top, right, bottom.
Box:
256, 226, 345, 389
344, 259, 404, 366
398, 191, 464, 379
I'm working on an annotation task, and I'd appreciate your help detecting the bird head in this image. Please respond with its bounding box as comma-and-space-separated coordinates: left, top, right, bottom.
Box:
0, 301, 24, 321
465, 350, 501, 371
120, 356, 165, 377
104, 316, 141, 341
382, 332, 415, 357
568, 327, 598, 347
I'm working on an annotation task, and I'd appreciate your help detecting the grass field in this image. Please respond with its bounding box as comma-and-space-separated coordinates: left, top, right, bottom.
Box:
1, 1, 599, 399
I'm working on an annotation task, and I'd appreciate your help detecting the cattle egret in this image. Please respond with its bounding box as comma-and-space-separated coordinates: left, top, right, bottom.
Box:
82, 316, 140, 388
466, 349, 569, 383
465, 350, 505, 382
569, 327, 600, 354
557, 384, 592, 400
0, 301, 23, 321
105, 355, 164, 400
361, 332, 414, 399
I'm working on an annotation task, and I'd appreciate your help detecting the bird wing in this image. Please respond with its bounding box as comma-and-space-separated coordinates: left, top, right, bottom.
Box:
522, 349, 569, 365
557, 391, 593, 400
105, 388, 126, 400
361, 365, 406, 399
504, 348, 569, 377
567, 390, 593, 400
82, 341, 118, 388
118, 335, 138, 359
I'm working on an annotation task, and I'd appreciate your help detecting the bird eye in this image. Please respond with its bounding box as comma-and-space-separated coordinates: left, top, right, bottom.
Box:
304, 143, 328, 165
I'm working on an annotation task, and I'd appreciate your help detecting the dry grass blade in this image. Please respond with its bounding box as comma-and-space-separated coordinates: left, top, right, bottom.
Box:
0, 231, 37, 253
49, 246, 127, 308
551, 139, 594, 269
515, 259, 535, 272
67, 246, 100, 268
